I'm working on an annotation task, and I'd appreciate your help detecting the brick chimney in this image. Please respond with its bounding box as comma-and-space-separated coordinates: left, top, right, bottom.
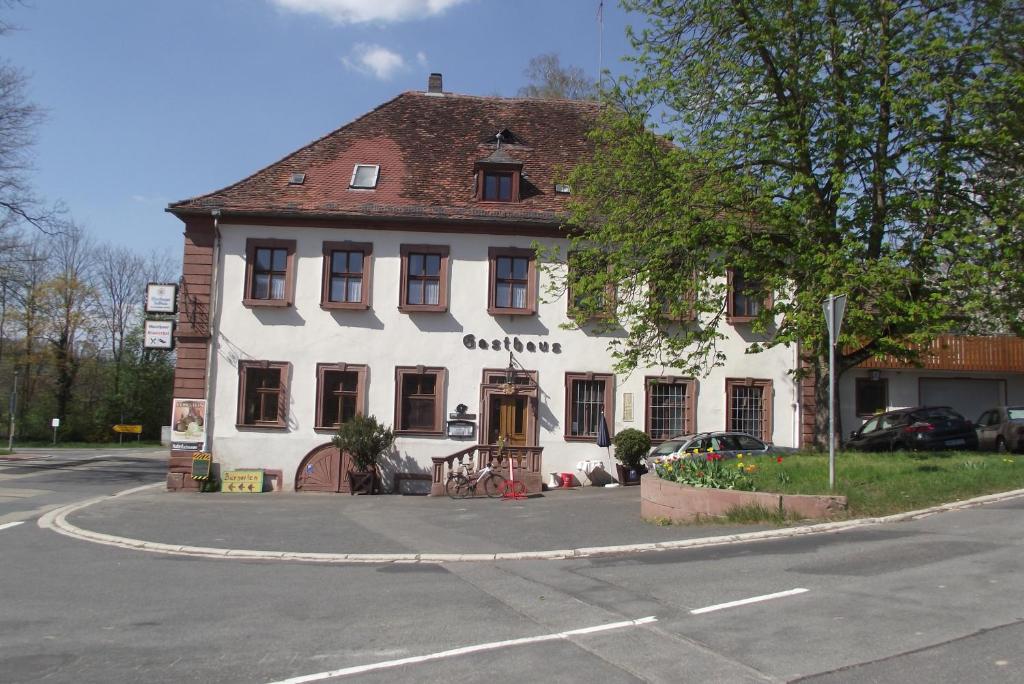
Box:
427, 73, 443, 94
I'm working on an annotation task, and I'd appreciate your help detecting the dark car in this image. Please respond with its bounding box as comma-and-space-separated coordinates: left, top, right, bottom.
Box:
845, 406, 978, 452
974, 406, 1024, 453
645, 431, 793, 467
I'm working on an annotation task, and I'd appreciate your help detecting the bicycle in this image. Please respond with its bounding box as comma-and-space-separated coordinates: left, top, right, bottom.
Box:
445, 459, 507, 499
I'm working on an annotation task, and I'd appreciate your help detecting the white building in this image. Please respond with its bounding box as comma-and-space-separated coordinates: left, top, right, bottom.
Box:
164, 75, 1023, 493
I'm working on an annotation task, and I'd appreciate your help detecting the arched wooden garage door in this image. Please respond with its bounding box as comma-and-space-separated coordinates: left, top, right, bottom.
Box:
295, 442, 355, 493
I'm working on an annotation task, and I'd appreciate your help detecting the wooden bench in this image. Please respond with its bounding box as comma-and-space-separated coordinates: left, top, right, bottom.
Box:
393, 472, 432, 495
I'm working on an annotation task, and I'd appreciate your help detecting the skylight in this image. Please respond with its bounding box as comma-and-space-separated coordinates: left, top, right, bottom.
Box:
350, 164, 380, 189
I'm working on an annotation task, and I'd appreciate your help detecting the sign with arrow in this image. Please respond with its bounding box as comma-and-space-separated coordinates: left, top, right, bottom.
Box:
222, 469, 264, 494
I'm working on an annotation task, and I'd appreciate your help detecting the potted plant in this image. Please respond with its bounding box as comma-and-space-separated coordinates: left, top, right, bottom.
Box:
612, 428, 651, 485
332, 414, 395, 495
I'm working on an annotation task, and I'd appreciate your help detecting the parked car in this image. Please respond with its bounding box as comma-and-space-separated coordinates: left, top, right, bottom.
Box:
974, 406, 1024, 453
646, 431, 793, 467
845, 406, 978, 452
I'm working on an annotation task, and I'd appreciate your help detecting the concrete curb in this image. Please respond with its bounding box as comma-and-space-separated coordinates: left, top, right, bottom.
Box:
36, 482, 1024, 564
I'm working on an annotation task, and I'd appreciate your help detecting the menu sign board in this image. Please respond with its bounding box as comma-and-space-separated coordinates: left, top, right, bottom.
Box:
144, 320, 174, 349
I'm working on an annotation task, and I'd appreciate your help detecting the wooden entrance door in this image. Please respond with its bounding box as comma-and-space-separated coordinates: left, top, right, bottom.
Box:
488, 395, 528, 446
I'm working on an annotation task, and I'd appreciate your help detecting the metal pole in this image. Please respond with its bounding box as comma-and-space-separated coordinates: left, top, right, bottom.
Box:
828, 295, 836, 490
7, 370, 16, 452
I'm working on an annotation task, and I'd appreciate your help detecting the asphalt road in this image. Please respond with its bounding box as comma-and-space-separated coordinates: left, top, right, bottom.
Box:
1, 447, 1022, 683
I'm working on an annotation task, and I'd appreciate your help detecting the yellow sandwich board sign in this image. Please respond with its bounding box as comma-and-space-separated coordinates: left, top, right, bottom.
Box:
222, 469, 264, 493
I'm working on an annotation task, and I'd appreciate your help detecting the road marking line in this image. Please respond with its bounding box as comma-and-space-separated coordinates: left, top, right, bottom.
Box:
0, 521, 24, 531
691, 588, 808, 615
265, 616, 658, 683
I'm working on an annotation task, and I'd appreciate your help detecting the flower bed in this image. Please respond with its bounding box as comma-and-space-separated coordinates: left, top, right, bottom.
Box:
640, 474, 847, 523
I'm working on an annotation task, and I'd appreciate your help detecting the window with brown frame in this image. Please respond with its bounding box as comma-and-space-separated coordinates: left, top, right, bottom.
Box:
244, 239, 296, 307
321, 242, 372, 309
399, 245, 449, 312
482, 171, 514, 202
567, 251, 615, 318
726, 268, 770, 323
488, 247, 536, 315
645, 377, 697, 442
315, 363, 367, 430
395, 366, 447, 434
564, 372, 614, 441
237, 361, 290, 428
855, 377, 888, 416
725, 378, 773, 442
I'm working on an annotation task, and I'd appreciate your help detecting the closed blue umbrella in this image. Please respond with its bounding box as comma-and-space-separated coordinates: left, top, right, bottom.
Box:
596, 412, 610, 448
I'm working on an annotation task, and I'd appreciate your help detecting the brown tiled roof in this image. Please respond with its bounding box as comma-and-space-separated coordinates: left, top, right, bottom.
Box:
169, 92, 602, 226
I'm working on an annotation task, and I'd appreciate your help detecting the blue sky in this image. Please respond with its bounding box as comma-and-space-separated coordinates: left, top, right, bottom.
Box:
5, 1, 638, 261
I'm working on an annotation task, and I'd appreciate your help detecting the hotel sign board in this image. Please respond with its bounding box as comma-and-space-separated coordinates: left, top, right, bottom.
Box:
145, 283, 178, 314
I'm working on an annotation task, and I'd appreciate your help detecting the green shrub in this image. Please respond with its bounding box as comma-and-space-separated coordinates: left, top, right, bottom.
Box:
332, 414, 395, 472
612, 428, 651, 467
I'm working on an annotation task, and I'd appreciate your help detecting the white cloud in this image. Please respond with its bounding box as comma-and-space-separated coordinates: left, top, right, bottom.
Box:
416, 51, 428, 67
270, 0, 470, 25
342, 44, 407, 80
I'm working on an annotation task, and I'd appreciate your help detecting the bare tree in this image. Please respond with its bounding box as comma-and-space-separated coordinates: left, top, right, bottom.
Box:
95, 246, 144, 399
0, 3, 61, 240
7, 234, 49, 416
41, 223, 95, 421
517, 53, 598, 101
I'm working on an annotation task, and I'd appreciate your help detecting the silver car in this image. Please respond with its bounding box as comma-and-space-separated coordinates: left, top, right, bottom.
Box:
975, 406, 1024, 453
645, 431, 789, 467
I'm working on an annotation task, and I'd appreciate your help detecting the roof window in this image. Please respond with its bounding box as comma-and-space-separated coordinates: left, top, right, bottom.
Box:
554, 183, 571, 194
350, 164, 379, 189
289, 173, 306, 185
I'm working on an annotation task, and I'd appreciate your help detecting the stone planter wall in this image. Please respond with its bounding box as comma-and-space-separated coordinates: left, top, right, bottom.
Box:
640, 474, 847, 523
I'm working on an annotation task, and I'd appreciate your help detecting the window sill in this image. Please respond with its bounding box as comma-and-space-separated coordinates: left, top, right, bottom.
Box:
477, 199, 519, 205
488, 306, 535, 317
321, 301, 370, 311
235, 423, 288, 431
563, 435, 603, 443
243, 298, 291, 308
399, 304, 447, 314
660, 313, 697, 323
726, 315, 755, 325
395, 428, 444, 437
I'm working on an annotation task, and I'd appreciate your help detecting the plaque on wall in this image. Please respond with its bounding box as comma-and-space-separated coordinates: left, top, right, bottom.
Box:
446, 420, 476, 439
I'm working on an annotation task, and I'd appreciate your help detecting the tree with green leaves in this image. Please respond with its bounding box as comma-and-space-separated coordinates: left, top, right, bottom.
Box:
559, 0, 1024, 447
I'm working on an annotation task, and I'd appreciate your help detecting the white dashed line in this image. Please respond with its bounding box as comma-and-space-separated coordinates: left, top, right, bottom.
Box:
691, 587, 809, 614
0, 521, 25, 531
265, 616, 658, 683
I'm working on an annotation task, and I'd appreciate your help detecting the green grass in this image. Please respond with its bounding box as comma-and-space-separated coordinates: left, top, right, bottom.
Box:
723, 503, 806, 524
747, 450, 1024, 517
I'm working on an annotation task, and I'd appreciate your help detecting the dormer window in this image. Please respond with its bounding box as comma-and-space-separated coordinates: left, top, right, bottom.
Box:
350, 164, 379, 189
483, 172, 514, 202
475, 147, 522, 203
